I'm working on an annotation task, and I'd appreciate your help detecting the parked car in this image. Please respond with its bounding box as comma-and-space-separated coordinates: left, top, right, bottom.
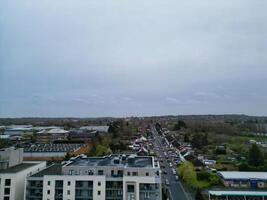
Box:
175, 176, 179, 181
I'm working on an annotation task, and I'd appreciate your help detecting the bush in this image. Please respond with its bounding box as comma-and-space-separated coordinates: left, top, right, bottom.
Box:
197, 171, 210, 181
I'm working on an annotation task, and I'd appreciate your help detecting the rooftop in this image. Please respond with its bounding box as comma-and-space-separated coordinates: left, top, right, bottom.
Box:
24, 143, 84, 153
0, 163, 38, 174
218, 171, 267, 180
31, 164, 62, 177
65, 154, 154, 168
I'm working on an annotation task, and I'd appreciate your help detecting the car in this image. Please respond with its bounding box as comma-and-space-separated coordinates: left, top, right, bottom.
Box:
165, 179, 170, 185
172, 169, 177, 175
169, 163, 173, 167
175, 176, 179, 181
162, 170, 167, 174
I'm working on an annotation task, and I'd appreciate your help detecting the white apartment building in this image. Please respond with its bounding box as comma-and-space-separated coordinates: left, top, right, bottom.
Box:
26, 154, 161, 200
0, 147, 46, 200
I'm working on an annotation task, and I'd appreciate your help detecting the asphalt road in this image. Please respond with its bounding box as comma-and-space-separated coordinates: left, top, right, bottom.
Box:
152, 128, 189, 200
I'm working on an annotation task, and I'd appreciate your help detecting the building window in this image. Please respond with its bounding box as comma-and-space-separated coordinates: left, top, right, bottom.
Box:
4, 197, 9, 200
67, 190, 70, 195
98, 170, 104, 175
98, 191, 101, 195
127, 172, 131, 176
98, 182, 101, 186
47, 181, 50, 186
4, 188, 10, 195
5, 179, 11, 186
67, 181, 71, 186
47, 190, 50, 194
132, 172, 138, 176
146, 172, 149, 176
127, 185, 135, 193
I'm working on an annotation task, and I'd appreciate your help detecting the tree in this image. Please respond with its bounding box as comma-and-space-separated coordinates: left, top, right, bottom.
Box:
184, 134, 190, 143
248, 144, 264, 166
64, 152, 71, 161
195, 188, 204, 200
173, 120, 187, 130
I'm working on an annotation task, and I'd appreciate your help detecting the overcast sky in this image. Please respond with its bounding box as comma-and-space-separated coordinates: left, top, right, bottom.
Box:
0, 0, 267, 117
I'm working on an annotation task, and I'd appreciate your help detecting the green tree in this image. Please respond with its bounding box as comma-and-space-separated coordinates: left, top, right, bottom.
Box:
184, 134, 190, 143
174, 120, 187, 130
64, 152, 71, 161
248, 144, 264, 166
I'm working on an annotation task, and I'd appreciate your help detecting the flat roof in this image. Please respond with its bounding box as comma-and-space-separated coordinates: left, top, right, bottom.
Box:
218, 171, 267, 180
66, 155, 154, 168
0, 163, 38, 174
31, 164, 62, 177
209, 190, 267, 196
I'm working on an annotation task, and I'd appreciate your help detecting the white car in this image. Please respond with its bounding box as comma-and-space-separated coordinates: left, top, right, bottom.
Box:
165, 179, 170, 185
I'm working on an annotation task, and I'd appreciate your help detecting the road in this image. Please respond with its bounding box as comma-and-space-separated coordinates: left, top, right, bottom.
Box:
152, 127, 190, 200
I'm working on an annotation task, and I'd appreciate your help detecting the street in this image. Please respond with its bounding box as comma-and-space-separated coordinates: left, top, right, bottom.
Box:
152, 127, 190, 200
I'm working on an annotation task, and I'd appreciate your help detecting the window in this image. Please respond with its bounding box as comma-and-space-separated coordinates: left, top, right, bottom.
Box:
98, 191, 101, 195
98, 170, 104, 175
47, 181, 50, 186
5, 179, 11, 186
111, 170, 114, 176
47, 190, 50, 194
146, 172, 149, 176
67, 181, 71, 186
98, 182, 101, 186
4, 188, 10, 195
127, 172, 131, 176
67, 190, 70, 195
4, 197, 9, 200
127, 185, 135, 193
132, 172, 138, 176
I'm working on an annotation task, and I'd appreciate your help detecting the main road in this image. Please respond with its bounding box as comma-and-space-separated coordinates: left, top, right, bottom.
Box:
152, 127, 190, 200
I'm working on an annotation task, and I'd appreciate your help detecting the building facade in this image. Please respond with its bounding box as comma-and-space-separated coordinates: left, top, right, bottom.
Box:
26, 154, 161, 200
218, 171, 267, 189
0, 148, 46, 200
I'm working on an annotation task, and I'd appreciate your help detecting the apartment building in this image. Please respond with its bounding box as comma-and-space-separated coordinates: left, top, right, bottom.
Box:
0, 147, 46, 200
26, 154, 161, 200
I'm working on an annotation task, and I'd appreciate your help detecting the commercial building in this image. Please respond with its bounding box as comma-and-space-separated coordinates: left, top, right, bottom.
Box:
208, 190, 267, 200
26, 154, 161, 200
0, 147, 46, 200
23, 143, 87, 161
36, 128, 69, 144
218, 171, 267, 189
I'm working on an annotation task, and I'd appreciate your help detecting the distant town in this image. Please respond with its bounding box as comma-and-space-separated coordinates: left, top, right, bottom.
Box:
0, 115, 267, 200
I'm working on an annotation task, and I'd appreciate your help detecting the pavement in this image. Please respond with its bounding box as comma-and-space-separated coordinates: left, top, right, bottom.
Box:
152, 127, 191, 200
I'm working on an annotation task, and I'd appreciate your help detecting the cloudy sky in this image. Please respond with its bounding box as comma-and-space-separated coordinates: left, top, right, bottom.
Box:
0, 0, 267, 117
